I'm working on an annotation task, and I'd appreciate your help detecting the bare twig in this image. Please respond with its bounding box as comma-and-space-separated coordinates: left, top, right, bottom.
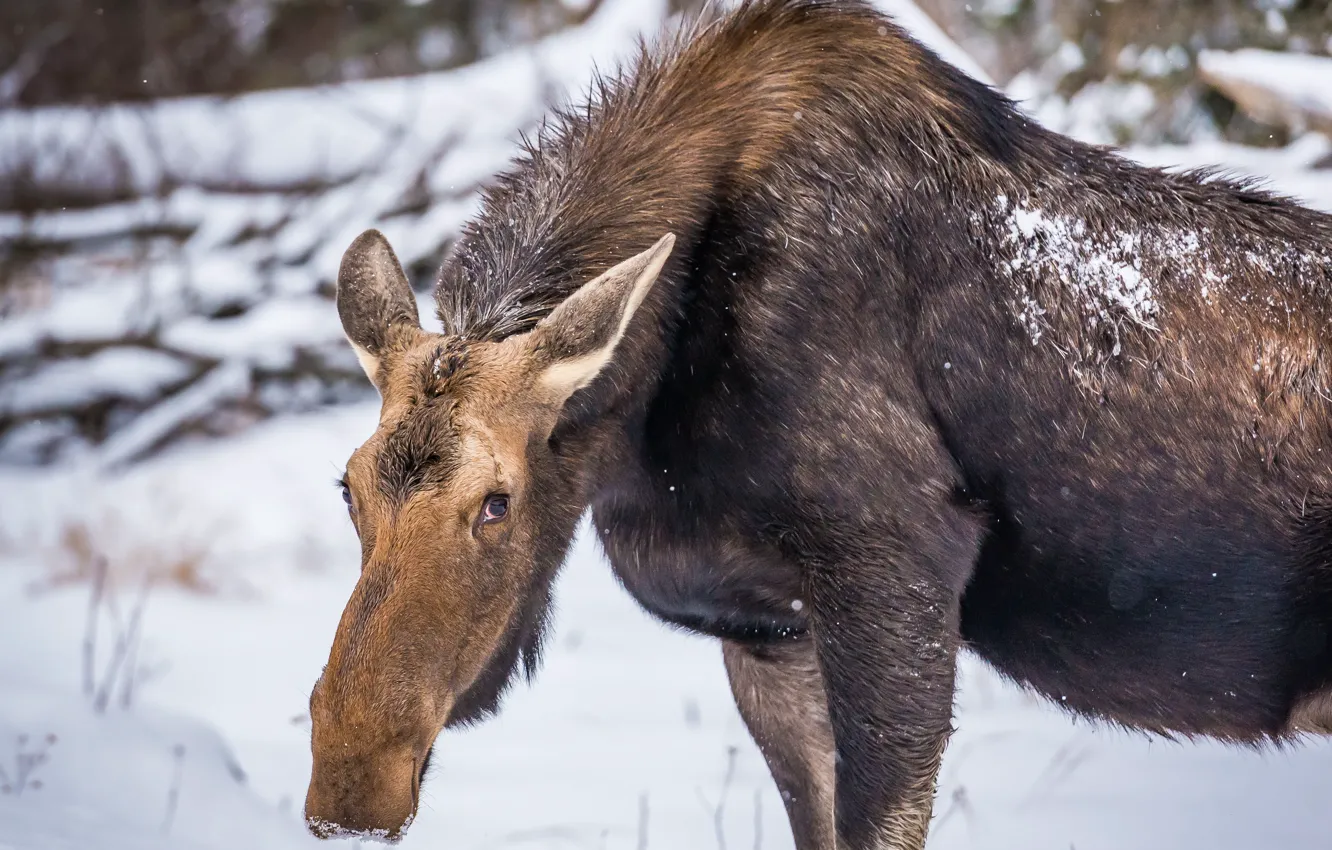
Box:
715, 746, 737, 850
162, 744, 186, 834
1019, 737, 1095, 808
695, 746, 739, 850
82, 557, 108, 697
931, 785, 974, 836
92, 577, 152, 714
0, 733, 58, 796
636, 792, 650, 850
752, 789, 762, 850
118, 610, 147, 709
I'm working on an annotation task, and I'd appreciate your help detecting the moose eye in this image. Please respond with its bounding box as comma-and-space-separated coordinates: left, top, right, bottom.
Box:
481, 494, 509, 525
338, 478, 354, 512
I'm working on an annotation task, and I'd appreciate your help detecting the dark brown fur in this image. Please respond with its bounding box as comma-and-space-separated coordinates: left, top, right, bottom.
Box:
305, 2, 1332, 847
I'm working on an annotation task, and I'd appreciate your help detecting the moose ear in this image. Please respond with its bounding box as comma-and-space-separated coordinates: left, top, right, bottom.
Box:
532, 233, 675, 404
336, 229, 420, 386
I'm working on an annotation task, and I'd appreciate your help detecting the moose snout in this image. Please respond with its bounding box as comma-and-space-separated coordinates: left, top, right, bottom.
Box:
304, 745, 422, 843
305, 541, 459, 841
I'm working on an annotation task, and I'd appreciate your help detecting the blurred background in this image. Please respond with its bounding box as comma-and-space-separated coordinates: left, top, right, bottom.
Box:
2, 0, 1330, 467
1, 1, 1331, 849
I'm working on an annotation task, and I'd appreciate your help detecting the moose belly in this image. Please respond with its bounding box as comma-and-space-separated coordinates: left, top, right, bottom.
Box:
958, 507, 1310, 735
593, 518, 807, 641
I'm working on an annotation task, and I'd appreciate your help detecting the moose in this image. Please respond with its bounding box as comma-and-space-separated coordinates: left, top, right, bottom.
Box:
302, 0, 1332, 846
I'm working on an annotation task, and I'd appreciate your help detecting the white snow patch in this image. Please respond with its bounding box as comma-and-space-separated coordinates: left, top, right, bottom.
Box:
0, 677, 321, 850
0, 418, 86, 464
186, 253, 268, 314
97, 361, 252, 469
996, 196, 1161, 344
305, 814, 413, 844
11, 280, 149, 348
994, 177, 1332, 348
0, 348, 195, 415
0, 0, 666, 199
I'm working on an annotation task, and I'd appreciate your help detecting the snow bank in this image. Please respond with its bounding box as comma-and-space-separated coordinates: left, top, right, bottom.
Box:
0, 0, 667, 207
1198, 49, 1332, 135
0, 348, 194, 417
0, 678, 321, 850
0, 0, 668, 467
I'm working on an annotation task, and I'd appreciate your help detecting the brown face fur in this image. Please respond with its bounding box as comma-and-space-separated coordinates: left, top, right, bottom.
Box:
303, 230, 674, 839
305, 332, 543, 838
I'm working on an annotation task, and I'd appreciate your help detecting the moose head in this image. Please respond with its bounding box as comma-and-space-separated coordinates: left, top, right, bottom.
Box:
303, 229, 675, 840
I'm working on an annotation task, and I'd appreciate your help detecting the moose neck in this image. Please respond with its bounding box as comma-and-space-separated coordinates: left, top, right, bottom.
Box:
431, 0, 1031, 494
431, 0, 1022, 354
430, 3, 890, 350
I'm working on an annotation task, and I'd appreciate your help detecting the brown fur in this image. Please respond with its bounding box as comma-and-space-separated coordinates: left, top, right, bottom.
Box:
1290, 688, 1332, 735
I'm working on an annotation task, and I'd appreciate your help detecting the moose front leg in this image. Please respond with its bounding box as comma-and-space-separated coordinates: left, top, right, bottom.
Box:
805, 505, 981, 848
723, 637, 836, 850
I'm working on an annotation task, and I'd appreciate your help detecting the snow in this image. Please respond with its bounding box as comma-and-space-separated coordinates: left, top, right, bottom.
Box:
1010, 74, 1160, 147
0, 680, 309, 850
1, 281, 152, 355
5, 2, 1332, 849
0, 0, 665, 203
993, 131, 1332, 349
0, 348, 194, 416
993, 195, 1161, 346
3, 403, 1332, 850
1197, 49, 1332, 131
159, 297, 345, 371
96, 361, 252, 470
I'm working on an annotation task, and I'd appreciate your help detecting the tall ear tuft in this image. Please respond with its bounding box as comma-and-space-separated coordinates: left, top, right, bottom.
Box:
533, 233, 675, 404
336, 229, 420, 387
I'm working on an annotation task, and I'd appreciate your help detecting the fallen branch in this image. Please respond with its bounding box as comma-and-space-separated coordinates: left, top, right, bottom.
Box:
97, 360, 251, 470
1198, 49, 1332, 137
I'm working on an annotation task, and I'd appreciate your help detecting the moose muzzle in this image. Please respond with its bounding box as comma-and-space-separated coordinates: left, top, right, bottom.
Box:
304, 739, 423, 842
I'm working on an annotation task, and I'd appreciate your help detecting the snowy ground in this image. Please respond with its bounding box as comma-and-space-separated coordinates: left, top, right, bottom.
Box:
5, 2, 1332, 850
4, 399, 1332, 850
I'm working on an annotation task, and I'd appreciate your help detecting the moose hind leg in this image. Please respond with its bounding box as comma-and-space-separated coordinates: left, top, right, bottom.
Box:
723, 637, 836, 850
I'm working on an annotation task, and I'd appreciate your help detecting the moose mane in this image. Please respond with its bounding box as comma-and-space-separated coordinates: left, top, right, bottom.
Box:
431, 0, 1040, 342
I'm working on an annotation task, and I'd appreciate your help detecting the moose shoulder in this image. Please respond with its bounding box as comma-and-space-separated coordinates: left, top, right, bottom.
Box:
303, 0, 1332, 847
